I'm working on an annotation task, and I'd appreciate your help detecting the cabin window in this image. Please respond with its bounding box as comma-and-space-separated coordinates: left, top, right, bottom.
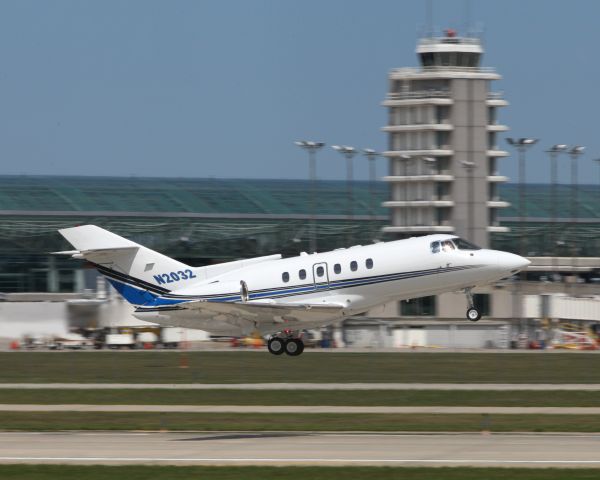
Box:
431, 241, 440, 253
441, 240, 455, 252
316, 266, 325, 277
452, 237, 482, 250
350, 261, 358, 272
299, 269, 307, 280
366, 258, 373, 269
282, 272, 290, 283
334, 263, 341, 274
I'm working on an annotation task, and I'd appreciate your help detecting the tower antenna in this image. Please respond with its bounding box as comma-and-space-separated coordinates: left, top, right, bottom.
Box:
426, 0, 433, 36
464, 0, 472, 35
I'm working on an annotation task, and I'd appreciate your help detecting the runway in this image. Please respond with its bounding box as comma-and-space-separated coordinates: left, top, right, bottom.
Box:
3, 382, 600, 390
2, 404, 600, 414
0, 432, 599, 467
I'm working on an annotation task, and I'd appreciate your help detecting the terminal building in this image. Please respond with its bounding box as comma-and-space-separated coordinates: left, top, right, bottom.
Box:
1, 30, 599, 348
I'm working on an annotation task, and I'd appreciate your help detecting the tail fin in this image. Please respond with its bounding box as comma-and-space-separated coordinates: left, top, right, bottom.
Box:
58, 225, 194, 306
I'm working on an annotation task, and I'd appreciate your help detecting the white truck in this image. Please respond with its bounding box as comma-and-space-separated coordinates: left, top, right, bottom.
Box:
105, 332, 136, 349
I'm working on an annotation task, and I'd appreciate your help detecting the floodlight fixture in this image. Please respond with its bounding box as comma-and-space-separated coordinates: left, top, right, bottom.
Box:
332, 145, 357, 157
295, 140, 325, 151
569, 145, 585, 156
547, 144, 568, 153
362, 148, 382, 159
506, 137, 538, 149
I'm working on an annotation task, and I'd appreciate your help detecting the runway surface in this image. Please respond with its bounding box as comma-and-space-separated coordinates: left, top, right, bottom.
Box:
1, 431, 599, 467
3, 382, 600, 390
2, 404, 600, 414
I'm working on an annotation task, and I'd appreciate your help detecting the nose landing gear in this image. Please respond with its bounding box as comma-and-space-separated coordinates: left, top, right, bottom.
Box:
268, 334, 304, 356
465, 288, 481, 322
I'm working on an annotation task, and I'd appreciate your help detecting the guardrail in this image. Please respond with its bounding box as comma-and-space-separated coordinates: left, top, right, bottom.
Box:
391, 66, 497, 74
387, 90, 504, 101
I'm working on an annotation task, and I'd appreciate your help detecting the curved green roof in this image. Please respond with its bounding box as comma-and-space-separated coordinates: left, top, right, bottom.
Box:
0, 176, 388, 217
498, 184, 600, 220
0, 176, 598, 220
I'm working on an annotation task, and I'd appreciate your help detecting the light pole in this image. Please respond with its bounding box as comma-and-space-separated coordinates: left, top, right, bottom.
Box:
594, 158, 600, 257
461, 160, 476, 241
332, 145, 358, 221
295, 140, 325, 252
506, 137, 538, 255
546, 144, 568, 278
546, 144, 569, 256
569, 146, 585, 283
362, 149, 383, 223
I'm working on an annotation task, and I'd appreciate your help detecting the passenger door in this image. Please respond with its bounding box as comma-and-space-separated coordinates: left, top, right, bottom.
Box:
312, 262, 330, 291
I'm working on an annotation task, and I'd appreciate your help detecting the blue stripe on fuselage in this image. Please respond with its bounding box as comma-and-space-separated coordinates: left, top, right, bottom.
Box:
134, 264, 482, 312
107, 279, 159, 306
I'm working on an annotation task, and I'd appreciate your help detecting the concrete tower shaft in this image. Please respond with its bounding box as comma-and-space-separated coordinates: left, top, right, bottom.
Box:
381, 30, 509, 247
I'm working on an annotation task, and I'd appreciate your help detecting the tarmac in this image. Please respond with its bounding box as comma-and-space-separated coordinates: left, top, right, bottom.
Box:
3, 382, 600, 390
0, 431, 599, 467
2, 404, 600, 414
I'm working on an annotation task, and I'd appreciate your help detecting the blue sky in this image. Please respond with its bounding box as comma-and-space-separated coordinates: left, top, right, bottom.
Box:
0, 0, 598, 183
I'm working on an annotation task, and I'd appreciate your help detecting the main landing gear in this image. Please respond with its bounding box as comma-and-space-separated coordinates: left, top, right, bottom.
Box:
267, 335, 304, 356
464, 288, 481, 322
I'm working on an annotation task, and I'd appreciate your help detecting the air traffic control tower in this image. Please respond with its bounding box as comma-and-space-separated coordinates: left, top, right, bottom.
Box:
382, 29, 509, 247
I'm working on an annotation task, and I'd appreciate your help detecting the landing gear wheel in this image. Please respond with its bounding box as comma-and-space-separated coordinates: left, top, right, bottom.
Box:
284, 338, 304, 356
467, 307, 481, 322
268, 337, 285, 355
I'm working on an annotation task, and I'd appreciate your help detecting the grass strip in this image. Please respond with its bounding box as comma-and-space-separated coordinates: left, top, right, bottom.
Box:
2, 351, 600, 384
2, 389, 600, 407
0, 412, 599, 432
0, 466, 600, 480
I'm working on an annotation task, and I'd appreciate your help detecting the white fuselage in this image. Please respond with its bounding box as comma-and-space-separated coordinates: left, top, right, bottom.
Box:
133, 234, 529, 336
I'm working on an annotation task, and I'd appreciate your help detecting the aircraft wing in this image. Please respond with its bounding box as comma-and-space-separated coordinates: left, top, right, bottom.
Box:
179, 300, 345, 329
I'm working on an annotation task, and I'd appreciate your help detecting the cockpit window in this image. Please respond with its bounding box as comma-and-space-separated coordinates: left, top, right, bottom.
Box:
452, 237, 481, 250
431, 241, 440, 253
441, 240, 455, 252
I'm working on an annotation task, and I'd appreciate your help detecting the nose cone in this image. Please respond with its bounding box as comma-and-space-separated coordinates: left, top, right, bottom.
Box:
500, 252, 530, 273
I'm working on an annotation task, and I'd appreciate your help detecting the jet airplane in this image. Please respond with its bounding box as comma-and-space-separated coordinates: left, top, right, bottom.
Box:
57, 225, 529, 356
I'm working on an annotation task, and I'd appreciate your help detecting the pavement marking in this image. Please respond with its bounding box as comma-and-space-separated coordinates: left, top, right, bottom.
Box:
3, 383, 600, 390
2, 404, 600, 414
2, 457, 600, 465
2, 432, 600, 467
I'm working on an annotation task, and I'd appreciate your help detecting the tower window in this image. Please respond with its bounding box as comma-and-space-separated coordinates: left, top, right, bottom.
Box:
488, 107, 497, 125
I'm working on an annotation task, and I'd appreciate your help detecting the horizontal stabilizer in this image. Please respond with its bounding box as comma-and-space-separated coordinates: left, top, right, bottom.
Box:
51, 246, 139, 258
